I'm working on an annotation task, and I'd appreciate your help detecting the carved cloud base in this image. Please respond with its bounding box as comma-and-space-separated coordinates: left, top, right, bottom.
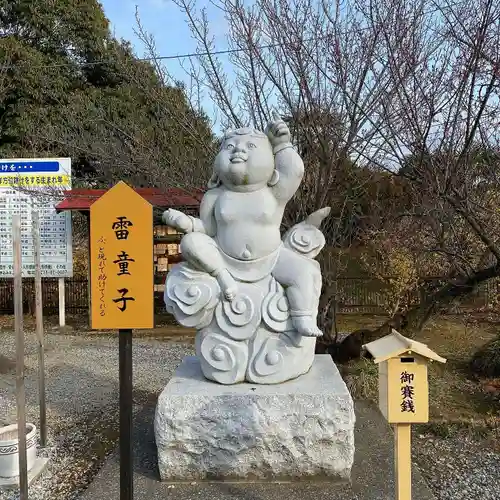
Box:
196, 326, 316, 385
165, 263, 319, 385
154, 355, 356, 481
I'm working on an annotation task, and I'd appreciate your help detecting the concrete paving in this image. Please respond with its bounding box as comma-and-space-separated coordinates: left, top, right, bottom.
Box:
80, 399, 435, 500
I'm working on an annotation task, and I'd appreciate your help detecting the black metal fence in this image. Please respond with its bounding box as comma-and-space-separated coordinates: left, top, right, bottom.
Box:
332, 276, 499, 313
0, 278, 88, 315
0, 276, 497, 315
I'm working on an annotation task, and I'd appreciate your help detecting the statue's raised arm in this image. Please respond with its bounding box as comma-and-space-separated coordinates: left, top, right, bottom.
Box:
265, 112, 304, 202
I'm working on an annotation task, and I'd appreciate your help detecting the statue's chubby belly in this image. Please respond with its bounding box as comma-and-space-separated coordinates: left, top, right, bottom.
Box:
215, 189, 283, 260
216, 224, 282, 260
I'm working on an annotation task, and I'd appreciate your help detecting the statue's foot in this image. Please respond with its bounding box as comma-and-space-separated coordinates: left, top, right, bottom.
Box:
215, 268, 238, 301
292, 316, 323, 337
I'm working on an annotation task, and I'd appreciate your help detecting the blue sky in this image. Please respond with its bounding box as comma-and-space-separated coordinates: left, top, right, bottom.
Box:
100, 0, 229, 126
101, 0, 200, 59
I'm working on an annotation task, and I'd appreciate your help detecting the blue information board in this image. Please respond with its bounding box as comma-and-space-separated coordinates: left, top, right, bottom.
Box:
0, 157, 73, 278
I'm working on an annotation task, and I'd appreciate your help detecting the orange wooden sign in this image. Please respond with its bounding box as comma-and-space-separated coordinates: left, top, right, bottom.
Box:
90, 181, 153, 329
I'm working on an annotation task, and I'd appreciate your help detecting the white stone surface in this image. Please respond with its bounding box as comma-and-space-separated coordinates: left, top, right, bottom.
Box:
155, 355, 356, 481
163, 116, 332, 384
0, 458, 49, 490
0, 423, 37, 478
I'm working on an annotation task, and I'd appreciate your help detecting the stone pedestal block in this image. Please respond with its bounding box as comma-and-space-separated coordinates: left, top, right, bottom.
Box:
154, 355, 355, 481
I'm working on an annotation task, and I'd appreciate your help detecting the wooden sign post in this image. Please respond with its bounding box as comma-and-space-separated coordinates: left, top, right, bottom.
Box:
90, 182, 153, 500
13, 214, 28, 499
58, 278, 66, 327
363, 330, 446, 500
32, 211, 47, 447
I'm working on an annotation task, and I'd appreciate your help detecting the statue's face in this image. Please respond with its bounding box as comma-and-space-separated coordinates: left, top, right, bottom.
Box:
214, 132, 274, 189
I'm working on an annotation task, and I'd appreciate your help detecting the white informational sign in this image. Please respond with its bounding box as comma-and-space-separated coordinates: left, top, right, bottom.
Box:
0, 158, 73, 278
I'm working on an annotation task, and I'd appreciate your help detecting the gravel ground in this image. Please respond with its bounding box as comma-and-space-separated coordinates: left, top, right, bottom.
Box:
1, 329, 499, 500
415, 433, 500, 500
0, 329, 194, 500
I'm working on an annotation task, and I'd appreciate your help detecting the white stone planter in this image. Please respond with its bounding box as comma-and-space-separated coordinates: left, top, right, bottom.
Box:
0, 424, 37, 478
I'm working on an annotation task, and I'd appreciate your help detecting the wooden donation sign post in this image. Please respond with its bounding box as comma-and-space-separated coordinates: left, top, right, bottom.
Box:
90, 182, 153, 500
363, 330, 446, 500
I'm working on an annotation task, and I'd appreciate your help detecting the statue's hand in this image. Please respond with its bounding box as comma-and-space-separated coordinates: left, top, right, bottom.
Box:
162, 209, 193, 234
265, 111, 291, 149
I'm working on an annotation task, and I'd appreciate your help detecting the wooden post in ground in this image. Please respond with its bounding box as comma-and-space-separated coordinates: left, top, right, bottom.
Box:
32, 210, 47, 447
86, 212, 91, 327
119, 329, 133, 500
13, 213, 28, 499
58, 277, 66, 327
394, 423, 412, 500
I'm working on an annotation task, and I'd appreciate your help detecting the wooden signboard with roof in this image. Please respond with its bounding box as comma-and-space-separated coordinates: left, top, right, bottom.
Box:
364, 329, 446, 500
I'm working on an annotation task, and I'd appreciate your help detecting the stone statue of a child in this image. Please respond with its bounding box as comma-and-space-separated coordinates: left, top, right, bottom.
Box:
163, 114, 323, 337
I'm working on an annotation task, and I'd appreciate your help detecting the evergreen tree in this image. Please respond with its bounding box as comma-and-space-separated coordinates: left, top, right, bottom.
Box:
0, 0, 215, 188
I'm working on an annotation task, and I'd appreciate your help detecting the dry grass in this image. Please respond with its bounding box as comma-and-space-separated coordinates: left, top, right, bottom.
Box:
341, 314, 500, 432
418, 315, 499, 421
335, 313, 388, 332
342, 357, 379, 399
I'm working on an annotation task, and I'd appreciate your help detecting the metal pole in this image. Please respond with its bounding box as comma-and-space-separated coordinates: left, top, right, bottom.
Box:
33, 211, 47, 447
119, 329, 133, 500
13, 213, 28, 499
